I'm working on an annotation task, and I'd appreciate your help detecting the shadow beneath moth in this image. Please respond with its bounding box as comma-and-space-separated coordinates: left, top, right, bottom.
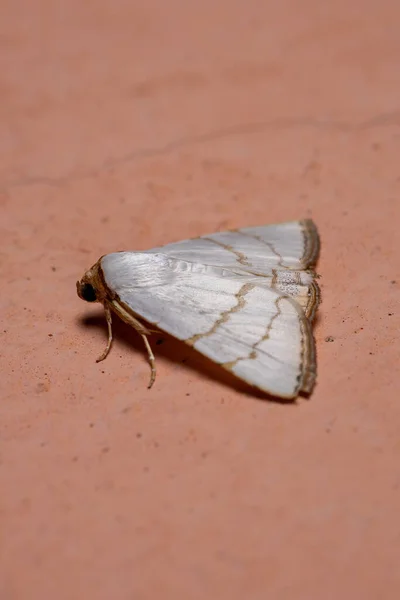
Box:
77, 219, 321, 400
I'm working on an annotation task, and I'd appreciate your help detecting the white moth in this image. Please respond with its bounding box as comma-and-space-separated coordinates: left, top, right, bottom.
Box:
77, 219, 321, 399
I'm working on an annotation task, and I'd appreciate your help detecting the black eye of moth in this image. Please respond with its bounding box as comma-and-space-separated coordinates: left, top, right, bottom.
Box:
81, 283, 97, 302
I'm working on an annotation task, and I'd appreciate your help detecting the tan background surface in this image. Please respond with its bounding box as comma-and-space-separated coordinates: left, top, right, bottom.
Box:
1, 1, 399, 598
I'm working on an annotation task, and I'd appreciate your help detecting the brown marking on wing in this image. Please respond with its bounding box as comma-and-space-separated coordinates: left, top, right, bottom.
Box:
185, 282, 255, 346
202, 236, 252, 267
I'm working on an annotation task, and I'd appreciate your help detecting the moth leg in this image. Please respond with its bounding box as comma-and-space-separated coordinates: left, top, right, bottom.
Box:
141, 334, 156, 389
96, 304, 113, 363
108, 299, 155, 387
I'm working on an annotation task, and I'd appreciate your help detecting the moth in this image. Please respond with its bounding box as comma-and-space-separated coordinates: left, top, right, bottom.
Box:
77, 219, 321, 399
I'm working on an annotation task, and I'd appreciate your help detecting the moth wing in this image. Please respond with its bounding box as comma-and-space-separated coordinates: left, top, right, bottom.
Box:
144, 219, 320, 319
101, 253, 316, 399
146, 219, 320, 274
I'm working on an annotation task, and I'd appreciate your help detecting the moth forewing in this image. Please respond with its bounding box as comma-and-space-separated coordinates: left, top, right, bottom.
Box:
77, 219, 321, 399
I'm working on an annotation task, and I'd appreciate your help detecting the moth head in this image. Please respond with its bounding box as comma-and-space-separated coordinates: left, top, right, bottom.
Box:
76, 259, 108, 304
77, 280, 98, 302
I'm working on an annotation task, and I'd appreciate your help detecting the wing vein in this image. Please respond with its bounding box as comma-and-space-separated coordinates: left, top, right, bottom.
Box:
237, 230, 285, 267
186, 282, 255, 346
202, 236, 252, 267
221, 295, 286, 367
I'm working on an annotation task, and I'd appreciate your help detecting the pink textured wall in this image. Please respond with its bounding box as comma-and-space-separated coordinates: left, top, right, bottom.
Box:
1, 1, 399, 598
